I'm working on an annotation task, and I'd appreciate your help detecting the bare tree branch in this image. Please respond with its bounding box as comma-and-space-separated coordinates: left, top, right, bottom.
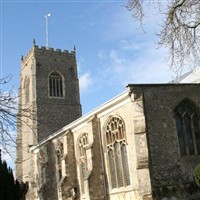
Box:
126, 0, 200, 80
0, 76, 37, 161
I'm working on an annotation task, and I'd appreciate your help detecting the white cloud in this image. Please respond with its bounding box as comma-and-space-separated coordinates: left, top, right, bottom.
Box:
119, 40, 141, 51
100, 41, 173, 87
79, 72, 92, 93
77, 56, 85, 73
97, 50, 106, 60
96, 4, 174, 86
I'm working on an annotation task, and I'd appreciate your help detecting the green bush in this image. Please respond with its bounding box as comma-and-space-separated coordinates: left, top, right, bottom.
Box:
193, 165, 200, 187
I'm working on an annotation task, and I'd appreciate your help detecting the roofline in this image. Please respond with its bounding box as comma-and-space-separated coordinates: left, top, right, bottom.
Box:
127, 83, 200, 87
31, 82, 200, 151
30, 89, 129, 151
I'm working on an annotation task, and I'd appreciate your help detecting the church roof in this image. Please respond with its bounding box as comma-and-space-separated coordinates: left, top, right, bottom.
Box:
30, 83, 200, 152
177, 67, 200, 83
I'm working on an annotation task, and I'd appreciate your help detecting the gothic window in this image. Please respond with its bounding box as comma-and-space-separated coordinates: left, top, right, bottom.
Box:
174, 99, 200, 156
56, 141, 64, 181
24, 77, 30, 104
79, 133, 88, 175
106, 116, 131, 189
49, 71, 63, 97
78, 133, 88, 193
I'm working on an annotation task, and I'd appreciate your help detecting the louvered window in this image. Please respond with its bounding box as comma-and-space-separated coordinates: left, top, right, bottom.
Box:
106, 116, 130, 189
49, 71, 63, 97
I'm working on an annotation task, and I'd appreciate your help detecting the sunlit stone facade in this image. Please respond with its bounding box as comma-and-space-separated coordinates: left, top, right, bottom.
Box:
16, 44, 200, 200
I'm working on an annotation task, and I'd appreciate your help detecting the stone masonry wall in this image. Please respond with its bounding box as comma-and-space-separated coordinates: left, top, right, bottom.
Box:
98, 94, 152, 200
87, 116, 106, 200
16, 44, 82, 200
131, 84, 200, 200
61, 130, 78, 200
40, 141, 58, 200
34, 45, 82, 141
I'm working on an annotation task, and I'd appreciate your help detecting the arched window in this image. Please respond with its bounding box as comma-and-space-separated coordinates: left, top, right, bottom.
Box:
24, 77, 30, 104
105, 116, 130, 189
78, 133, 88, 194
49, 71, 63, 97
79, 133, 88, 173
174, 99, 200, 156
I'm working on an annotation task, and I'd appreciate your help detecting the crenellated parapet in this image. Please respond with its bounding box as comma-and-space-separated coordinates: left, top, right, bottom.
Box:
21, 41, 76, 65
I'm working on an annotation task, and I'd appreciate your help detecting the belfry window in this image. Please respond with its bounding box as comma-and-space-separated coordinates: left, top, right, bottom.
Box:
49, 71, 63, 97
174, 99, 200, 156
106, 116, 130, 189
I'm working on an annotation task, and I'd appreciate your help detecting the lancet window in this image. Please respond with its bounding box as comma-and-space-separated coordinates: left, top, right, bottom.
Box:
106, 116, 130, 189
79, 133, 88, 177
78, 133, 89, 193
174, 99, 200, 156
49, 71, 63, 97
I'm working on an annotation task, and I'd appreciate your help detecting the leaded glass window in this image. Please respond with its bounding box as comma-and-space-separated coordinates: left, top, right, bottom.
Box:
49, 71, 63, 97
106, 116, 131, 189
175, 99, 200, 156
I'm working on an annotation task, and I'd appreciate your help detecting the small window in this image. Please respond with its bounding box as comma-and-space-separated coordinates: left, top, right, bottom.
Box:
175, 99, 200, 156
49, 71, 63, 97
105, 116, 130, 189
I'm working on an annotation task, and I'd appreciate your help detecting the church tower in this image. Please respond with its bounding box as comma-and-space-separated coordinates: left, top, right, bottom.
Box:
15, 41, 82, 197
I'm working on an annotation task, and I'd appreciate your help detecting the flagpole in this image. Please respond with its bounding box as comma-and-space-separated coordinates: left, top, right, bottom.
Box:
45, 13, 51, 48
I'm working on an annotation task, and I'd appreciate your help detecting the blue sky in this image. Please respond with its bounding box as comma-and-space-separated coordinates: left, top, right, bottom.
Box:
0, 1, 174, 163
1, 1, 175, 114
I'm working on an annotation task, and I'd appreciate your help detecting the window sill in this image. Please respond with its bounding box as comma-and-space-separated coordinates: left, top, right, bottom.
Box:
48, 96, 65, 99
109, 185, 134, 195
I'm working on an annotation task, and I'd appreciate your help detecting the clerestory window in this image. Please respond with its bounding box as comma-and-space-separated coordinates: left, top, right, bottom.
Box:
106, 116, 130, 189
174, 99, 200, 156
49, 71, 63, 97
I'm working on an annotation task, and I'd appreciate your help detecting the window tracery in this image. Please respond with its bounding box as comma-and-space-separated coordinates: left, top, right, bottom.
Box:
175, 99, 200, 156
49, 71, 63, 97
79, 133, 88, 178
106, 116, 130, 189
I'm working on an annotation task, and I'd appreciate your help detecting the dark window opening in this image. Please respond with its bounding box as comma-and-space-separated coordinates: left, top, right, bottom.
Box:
175, 99, 200, 156
49, 71, 63, 97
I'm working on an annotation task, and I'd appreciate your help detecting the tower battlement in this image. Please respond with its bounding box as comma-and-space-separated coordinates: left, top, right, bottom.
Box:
21, 43, 76, 64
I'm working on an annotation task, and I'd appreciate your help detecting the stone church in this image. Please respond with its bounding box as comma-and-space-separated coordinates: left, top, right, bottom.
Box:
15, 42, 200, 200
